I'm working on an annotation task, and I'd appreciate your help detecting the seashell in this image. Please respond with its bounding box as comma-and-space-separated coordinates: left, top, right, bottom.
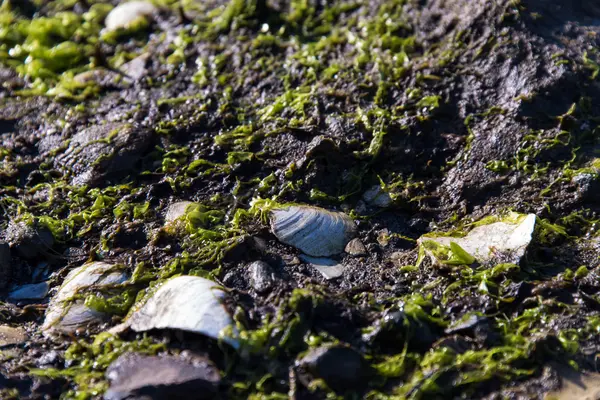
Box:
164, 201, 195, 224
270, 206, 356, 257
418, 213, 536, 266
42, 262, 129, 335
299, 255, 345, 280
121, 276, 238, 348
105, 1, 158, 31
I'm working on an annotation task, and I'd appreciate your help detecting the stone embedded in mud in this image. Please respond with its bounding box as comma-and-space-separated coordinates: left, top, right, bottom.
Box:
363, 309, 438, 351
54, 122, 151, 187
104, 1, 158, 32
299, 255, 345, 280
104, 352, 220, 400
0, 325, 27, 347
121, 53, 150, 81
42, 262, 129, 335
345, 238, 367, 256
0, 243, 10, 289
164, 201, 195, 224
3, 221, 54, 260
248, 261, 274, 293
270, 206, 356, 257
362, 185, 393, 208
297, 345, 371, 392
122, 276, 238, 348
418, 213, 537, 266
8, 281, 49, 301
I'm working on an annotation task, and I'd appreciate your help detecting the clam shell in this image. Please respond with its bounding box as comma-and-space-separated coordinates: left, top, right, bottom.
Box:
42, 262, 128, 334
270, 206, 356, 257
418, 213, 536, 266
105, 1, 157, 31
123, 276, 238, 348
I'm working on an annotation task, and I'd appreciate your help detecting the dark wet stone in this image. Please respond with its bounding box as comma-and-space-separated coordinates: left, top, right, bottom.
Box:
8, 281, 49, 301
248, 261, 274, 293
445, 315, 501, 346
104, 353, 220, 400
297, 345, 371, 392
54, 123, 151, 186
3, 221, 54, 260
364, 309, 438, 351
432, 334, 475, 354
0, 243, 10, 289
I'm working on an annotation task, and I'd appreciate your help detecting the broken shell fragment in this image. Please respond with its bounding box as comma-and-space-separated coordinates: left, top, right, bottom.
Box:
105, 1, 158, 31
418, 213, 536, 266
122, 276, 238, 348
271, 206, 356, 257
42, 262, 129, 335
299, 255, 345, 280
164, 201, 195, 224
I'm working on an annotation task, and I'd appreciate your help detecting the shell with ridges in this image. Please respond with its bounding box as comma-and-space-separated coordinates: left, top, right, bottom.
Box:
270, 206, 356, 257
43, 262, 128, 334
122, 276, 238, 348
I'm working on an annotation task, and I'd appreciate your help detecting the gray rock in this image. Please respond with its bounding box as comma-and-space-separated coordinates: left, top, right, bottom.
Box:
362, 185, 393, 208
297, 345, 371, 392
0, 325, 27, 348
37, 350, 60, 366
4, 221, 54, 260
104, 352, 220, 400
248, 261, 274, 293
54, 123, 151, 187
0, 243, 10, 289
8, 281, 49, 301
344, 238, 367, 256
121, 54, 150, 81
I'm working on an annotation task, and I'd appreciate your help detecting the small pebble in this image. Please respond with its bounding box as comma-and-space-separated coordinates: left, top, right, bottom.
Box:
248, 261, 274, 293
345, 238, 367, 256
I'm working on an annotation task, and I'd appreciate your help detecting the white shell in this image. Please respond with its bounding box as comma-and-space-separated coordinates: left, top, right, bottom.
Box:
42, 262, 128, 334
419, 213, 536, 265
105, 1, 157, 31
164, 201, 194, 224
123, 276, 238, 348
271, 206, 356, 257
299, 255, 345, 280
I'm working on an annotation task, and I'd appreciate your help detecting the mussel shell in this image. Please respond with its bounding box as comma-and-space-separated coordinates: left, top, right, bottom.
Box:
125, 276, 238, 348
43, 262, 128, 334
270, 206, 356, 257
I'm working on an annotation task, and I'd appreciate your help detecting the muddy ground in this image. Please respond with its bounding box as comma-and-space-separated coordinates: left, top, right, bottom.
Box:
1, 0, 600, 398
